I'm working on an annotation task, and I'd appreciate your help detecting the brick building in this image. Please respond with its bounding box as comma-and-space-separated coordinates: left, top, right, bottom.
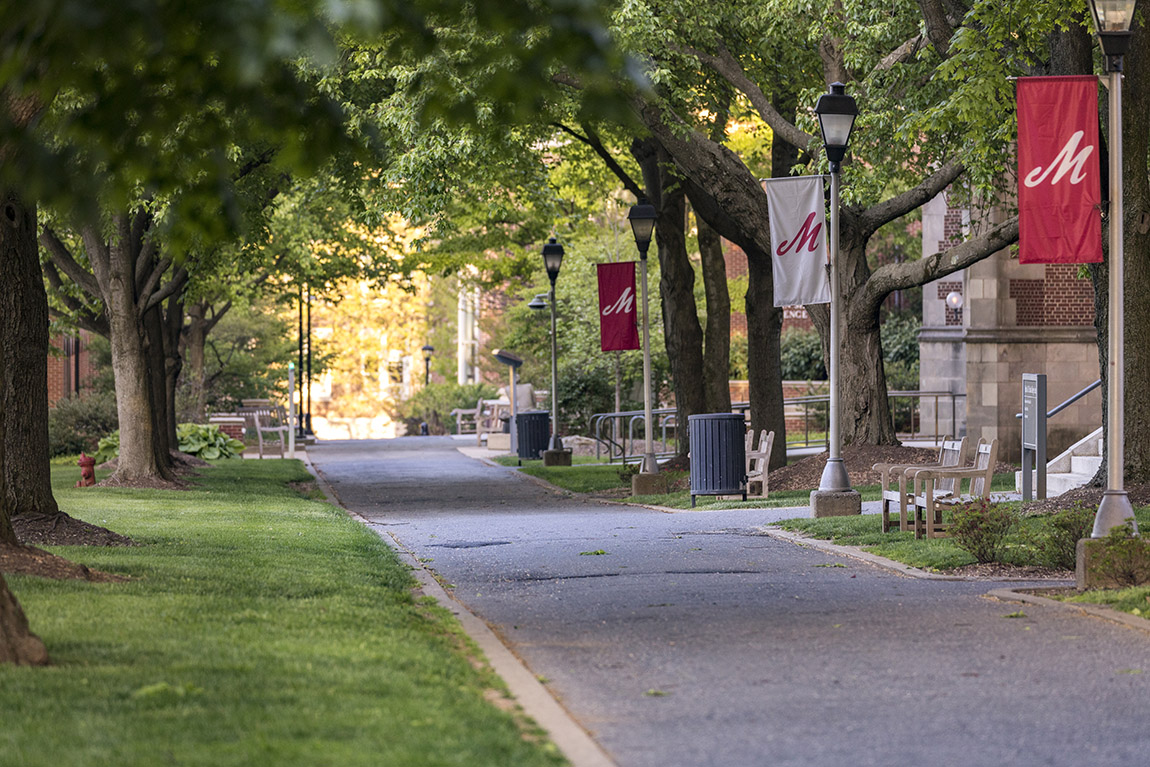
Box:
920, 192, 1100, 461
47, 331, 97, 406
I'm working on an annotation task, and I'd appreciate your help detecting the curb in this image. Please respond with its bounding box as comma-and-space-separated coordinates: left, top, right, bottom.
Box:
298, 451, 618, 767
986, 587, 1150, 635
759, 527, 971, 580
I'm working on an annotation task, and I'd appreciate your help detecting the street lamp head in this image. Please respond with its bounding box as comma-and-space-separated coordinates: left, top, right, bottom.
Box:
814, 82, 859, 171
528, 293, 549, 311
628, 198, 657, 259
492, 348, 523, 369
945, 291, 964, 311
1089, 0, 1137, 64
421, 344, 434, 361
542, 237, 564, 283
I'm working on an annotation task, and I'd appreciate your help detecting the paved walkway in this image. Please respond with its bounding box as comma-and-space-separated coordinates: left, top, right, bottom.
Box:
309, 437, 1150, 767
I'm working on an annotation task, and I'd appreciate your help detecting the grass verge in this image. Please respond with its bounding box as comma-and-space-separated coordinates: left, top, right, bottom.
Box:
1, 460, 566, 767
776, 503, 1150, 576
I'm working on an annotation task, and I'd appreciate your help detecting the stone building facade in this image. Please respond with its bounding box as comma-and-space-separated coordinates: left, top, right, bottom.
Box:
919, 193, 1101, 462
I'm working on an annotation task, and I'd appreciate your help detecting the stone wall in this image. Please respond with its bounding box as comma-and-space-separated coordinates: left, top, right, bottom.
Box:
920, 193, 1100, 463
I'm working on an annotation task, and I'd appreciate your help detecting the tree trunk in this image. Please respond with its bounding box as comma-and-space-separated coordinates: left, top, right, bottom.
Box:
807, 223, 899, 446
0, 573, 48, 666
1117, 20, 1150, 482
164, 294, 185, 434
0, 189, 61, 520
0, 201, 49, 661
697, 212, 732, 413
143, 304, 174, 467
101, 231, 171, 483
744, 241, 788, 469
186, 302, 209, 420
633, 139, 707, 456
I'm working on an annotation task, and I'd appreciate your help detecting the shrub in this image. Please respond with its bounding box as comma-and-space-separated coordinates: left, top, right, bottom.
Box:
1029, 505, 1096, 570
1092, 522, 1150, 587
392, 382, 498, 435
94, 424, 245, 463
950, 498, 1018, 563
94, 430, 120, 464
780, 328, 826, 381
47, 391, 118, 457
176, 423, 246, 460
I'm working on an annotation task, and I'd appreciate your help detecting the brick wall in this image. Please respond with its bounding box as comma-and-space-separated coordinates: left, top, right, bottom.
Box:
937, 281, 963, 326
47, 332, 98, 406
1009, 265, 1094, 326
209, 417, 247, 441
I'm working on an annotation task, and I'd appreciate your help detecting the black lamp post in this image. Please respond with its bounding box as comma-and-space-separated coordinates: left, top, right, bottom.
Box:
628, 199, 658, 475
1088, 0, 1139, 537
541, 238, 565, 451
421, 344, 434, 387
811, 82, 861, 514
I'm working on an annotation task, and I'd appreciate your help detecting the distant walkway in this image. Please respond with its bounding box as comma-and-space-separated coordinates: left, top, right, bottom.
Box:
310, 437, 1150, 767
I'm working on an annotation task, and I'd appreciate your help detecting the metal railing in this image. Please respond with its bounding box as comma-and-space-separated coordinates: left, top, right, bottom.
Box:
589, 388, 966, 464
1013, 379, 1101, 423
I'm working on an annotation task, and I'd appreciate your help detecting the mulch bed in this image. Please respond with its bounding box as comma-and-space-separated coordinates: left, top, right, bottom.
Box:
4, 511, 136, 582
13, 512, 137, 548
0, 544, 128, 583
770, 444, 1019, 492
1019, 483, 1150, 515
947, 563, 1073, 580
770, 444, 941, 491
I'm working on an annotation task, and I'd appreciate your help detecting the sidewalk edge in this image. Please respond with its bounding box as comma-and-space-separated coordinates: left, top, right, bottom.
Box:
986, 588, 1150, 635
298, 451, 618, 767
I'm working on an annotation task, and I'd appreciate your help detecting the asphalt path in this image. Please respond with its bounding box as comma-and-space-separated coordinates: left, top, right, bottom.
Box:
309, 436, 1150, 767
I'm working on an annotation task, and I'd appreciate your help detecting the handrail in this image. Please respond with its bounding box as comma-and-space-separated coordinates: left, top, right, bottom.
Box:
1013, 379, 1101, 420
589, 387, 965, 463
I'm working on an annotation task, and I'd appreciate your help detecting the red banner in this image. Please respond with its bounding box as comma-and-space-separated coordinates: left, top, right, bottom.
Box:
1017, 76, 1102, 264
597, 262, 640, 351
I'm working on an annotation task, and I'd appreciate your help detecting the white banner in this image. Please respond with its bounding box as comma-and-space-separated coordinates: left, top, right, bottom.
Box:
765, 176, 831, 306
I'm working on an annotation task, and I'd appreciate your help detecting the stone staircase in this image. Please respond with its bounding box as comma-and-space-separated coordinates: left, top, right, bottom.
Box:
1014, 427, 1102, 498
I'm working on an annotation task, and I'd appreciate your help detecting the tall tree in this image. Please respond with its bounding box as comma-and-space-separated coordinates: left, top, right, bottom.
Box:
622, 0, 1028, 445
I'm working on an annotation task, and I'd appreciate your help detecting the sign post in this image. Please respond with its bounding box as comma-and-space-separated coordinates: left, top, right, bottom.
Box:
1021, 373, 1047, 501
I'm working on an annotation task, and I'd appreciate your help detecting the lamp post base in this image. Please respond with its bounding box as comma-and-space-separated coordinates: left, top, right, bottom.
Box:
632, 471, 662, 496
1093, 489, 1138, 537
818, 458, 852, 493
810, 489, 861, 518
542, 449, 572, 467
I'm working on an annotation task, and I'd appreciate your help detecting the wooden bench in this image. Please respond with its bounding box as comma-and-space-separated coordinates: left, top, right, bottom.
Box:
911, 438, 999, 539
873, 437, 967, 534
238, 399, 291, 458
450, 405, 480, 435
745, 429, 775, 498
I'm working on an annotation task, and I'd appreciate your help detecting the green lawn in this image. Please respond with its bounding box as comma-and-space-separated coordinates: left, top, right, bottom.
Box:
1, 460, 565, 767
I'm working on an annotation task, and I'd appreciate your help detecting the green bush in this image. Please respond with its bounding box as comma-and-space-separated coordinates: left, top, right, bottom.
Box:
392, 382, 498, 435
950, 498, 1019, 563
94, 430, 120, 464
47, 391, 118, 457
780, 328, 826, 381
1030, 505, 1096, 570
176, 423, 246, 459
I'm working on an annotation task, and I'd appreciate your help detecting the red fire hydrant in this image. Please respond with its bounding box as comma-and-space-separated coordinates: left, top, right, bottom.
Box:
76, 453, 96, 487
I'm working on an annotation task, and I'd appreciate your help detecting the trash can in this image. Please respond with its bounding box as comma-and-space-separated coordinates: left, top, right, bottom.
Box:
516, 410, 551, 460
688, 413, 746, 507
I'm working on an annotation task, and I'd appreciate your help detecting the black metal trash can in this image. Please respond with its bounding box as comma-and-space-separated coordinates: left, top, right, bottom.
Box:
688, 413, 746, 507
516, 410, 551, 460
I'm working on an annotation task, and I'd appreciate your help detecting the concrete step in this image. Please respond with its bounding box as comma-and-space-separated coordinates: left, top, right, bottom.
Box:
1071, 455, 1102, 476
1015, 470, 1095, 498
